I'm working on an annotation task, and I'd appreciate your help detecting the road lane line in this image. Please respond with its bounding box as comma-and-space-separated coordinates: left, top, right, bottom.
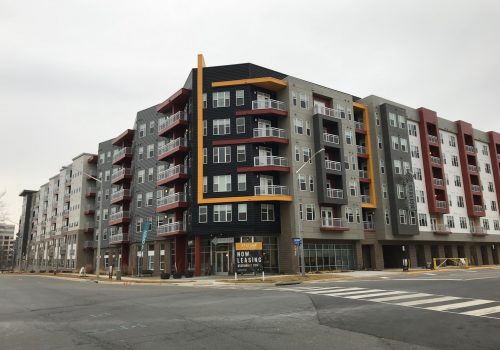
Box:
345, 291, 408, 299
322, 289, 384, 297
306, 287, 364, 295
426, 299, 494, 311
367, 293, 431, 302
460, 305, 500, 316
394, 296, 462, 307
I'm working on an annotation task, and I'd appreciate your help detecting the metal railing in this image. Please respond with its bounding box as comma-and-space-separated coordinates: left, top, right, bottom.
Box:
325, 160, 342, 171
468, 164, 478, 173
113, 147, 132, 162
360, 195, 371, 203
432, 224, 451, 232
62, 209, 69, 216
433, 178, 444, 187
158, 138, 187, 156
357, 145, 367, 154
83, 241, 95, 249
158, 111, 187, 132
497, 154, 500, 161
465, 145, 475, 153
359, 170, 369, 179
61, 226, 68, 233
321, 218, 345, 228
253, 127, 287, 139
354, 121, 364, 130
254, 185, 289, 196
157, 164, 187, 182
363, 221, 375, 230
428, 135, 438, 143
110, 232, 128, 243
157, 192, 186, 207
111, 189, 130, 201
327, 188, 344, 199
470, 226, 487, 234
313, 105, 341, 119
109, 211, 130, 222
157, 221, 185, 235
471, 184, 481, 192
323, 132, 340, 144
64, 194, 70, 202
473, 205, 484, 212
430, 156, 441, 164
111, 168, 132, 181
253, 156, 288, 167
252, 99, 286, 111
435, 200, 447, 209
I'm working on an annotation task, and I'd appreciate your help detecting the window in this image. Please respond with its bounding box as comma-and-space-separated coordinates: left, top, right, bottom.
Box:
459, 217, 468, 229
303, 147, 311, 163
213, 119, 231, 135
380, 160, 385, 174
451, 155, 459, 167
489, 182, 494, 192
105, 170, 110, 182
446, 216, 455, 229
394, 160, 401, 174
482, 144, 489, 156
408, 123, 417, 136
378, 136, 383, 149
139, 123, 146, 137
418, 213, 427, 227
147, 144, 154, 158
483, 218, 490, 230
494, 220, 500, 231
136, 218, 143, 233
295, 146, 300, 162
389, 113, 396, 127
146, 192, 153, 206
138, 169, 145, 183
212, 91, 230, 108
294, 119, 304, 134
355, 208, 361, 223
292, 91, 297, 106
148, 168, 154, 182
399, 209, 407, 224
298, 175, 306, 191
136, 193, 143, 208
103, 209, 108, 220
214, 204, 232, 222
203, 120, 207, 136
382, 184, 388, 198
398, 115, 406, 129
305, 121, 311, 136
203, 148, 207, 164
305, 204, 315, 221
238, 204, 247, 221
485, 163, 491, 174
397, 184, 405, 199
454, 175, 462, 187
236, 90, 244, 106
449, 135, 456, 147
309, 176, 314, 192
400, 138, 408, 152
391, 136, 399, 150
213, 175, 231, 192
417, 190, 425, 203
345, 131, 353, 145
236, 117, 245, 134
413, 167, 422, 180
237, 145, 246, 162
411, 145, 420, 158
203, 176, 207, 193
138, 146, 144, 160
199, 206, 207, 223
202, 93, 207, 109
213, 146, 231, 163
345, 208, 353, 223
409, 211, 417, 225
261, 204, 275, 221
237, 174, 246, 191
349, 181, 357, 197
149, 120, 155, 134
299, 93, 308, 108
299, 203, 303, 220
492, 201, 497, 211
385, 210, 390, 225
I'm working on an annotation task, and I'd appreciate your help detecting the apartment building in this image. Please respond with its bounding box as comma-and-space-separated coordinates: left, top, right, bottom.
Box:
14, 190, 37, 270
25, 153, 97, 272
0, 223, 15, 270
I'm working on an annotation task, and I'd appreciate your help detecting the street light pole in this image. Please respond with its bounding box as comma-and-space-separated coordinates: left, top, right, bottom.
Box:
83, 172, 103, 279
295, 148, 325, 276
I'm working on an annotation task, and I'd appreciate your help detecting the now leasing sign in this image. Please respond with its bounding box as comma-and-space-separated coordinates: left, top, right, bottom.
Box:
235, 242, 263, 274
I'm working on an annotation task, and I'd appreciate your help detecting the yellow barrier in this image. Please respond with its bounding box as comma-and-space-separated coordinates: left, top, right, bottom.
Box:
433, 258, 469, 270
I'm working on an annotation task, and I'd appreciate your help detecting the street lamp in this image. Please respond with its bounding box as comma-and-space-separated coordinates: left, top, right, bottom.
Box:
83, 172, 103, 279
295, 148, 325, 276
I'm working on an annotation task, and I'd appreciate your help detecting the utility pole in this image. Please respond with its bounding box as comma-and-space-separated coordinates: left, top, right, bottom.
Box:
83, 172, 103, 279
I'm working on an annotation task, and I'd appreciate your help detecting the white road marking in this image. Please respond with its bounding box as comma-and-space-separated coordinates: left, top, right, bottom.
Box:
346, 291, 409, 299
367, 293, 431, 303
306, 287, 363, 295
394, 296, 462, 307
322, 289, 384, 297
426, 299, 494, 311
461, 306, 500, 316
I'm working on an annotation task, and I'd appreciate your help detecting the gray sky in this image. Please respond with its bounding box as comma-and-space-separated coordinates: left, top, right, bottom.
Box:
1, 0, 499, 230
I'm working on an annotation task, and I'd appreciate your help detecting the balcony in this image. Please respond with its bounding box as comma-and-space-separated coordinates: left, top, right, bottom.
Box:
157, 164, 189, 186
109, 211, 130, 226
314, 105, 341, 119
325, 160, 342, 172
86, 173, 97, 181
60, 245, 67, 254
436, 200, 447, 209
111, 168, 132, 184
158, 111, 188, 136
83, 241, 95, 250
327, 188, 344, 199
360, 195, 371, 203
356, 145, 367, 156
359, 170, 369, 180
110, 189, 131, 205
65, 177, 71, 186
433, 178, 444, 187
157, 221, 186, 237
85, 187, 97, 198
497, 154, 500, 161
473, 205, 484, 212
354, 121, 365, 131
363, 221, 375, 230
428, 135, 438, 144
61, 226, 68, 233
50, 216, 57, 223
83, 225, 95, 234
430, 156, 441, 165
112, 147, 133, 165
432, 224, 451, 234
320, 218, 349, 232
62, 209, 69, 218
254, 185, 289, 196
253, 127, 288, 142
468, 164, 478, 173
465, 145, 476, 153
323, 132, 340, 145
109, 232, 129, 245
64, 194, 70, 202
156, 192, 188, 213
471, 184, 481, 193
236, 99, 287, 117
158, 138, 188, 161
84, 205, 95, 215
470, 226, 488, 236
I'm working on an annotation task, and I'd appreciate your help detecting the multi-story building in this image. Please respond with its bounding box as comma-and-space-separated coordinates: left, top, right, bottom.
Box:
19, 55, 500, 276
14, 190, 37, 270
25, 153, 97, 271
0, 223, 15, 270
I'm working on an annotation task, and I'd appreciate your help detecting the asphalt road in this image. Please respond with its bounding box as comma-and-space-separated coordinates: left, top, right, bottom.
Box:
1, 269, 500, 349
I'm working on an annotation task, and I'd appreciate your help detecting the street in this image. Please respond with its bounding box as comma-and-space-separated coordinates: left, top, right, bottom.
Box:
1, 269, 500, 349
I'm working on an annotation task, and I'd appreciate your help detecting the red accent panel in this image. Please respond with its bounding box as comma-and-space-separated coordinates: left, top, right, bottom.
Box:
156, 173, 189, 187
319, 227, 350, 232
157, 146, 189, 161
156, 201, 188, 213
156, 88, 191, 113
235, 109, 288, 117
212, 137, 288, 146
112, 129, 135, 146
236, 166, 290, 173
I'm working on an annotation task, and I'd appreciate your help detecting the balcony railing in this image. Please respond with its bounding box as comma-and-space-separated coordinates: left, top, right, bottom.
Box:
428, 135, 438, 143
473, 205, 484, 212
433, 178, 444, 187
85, 187, 96, 196
110, 232, 129, 243
253, 156, 288, 167
323, 132, 340, 144
360, 195, 371, 203
157, 192, 186, 207
325, 160, 342, 171
356, 145, 367, 155
471, 184, 481, 192
359, 170, 369, 179
465, 145, 475, 153
112, 147, 132, 162
430, 156, 441, 164
470, 226, 487, 234
363, 221, 375, 230
61, 226, 68, 233
63, 194, 70, 202
321, 218, 345, 228
468, 164, 478, 173
111, 168, 132, 181
253, 127, 287, 139
157, 164, 187, 182
313, 105, 341, 119
83, 241, 95, 249
111, 189, 130, 201
158, 138, 187, 156
158, 111, 187, 133
354, 121, 364, 130
327, 188, 344, 199
497, 154, 500, 161
252, 99, 286, 111
109, 211, 129, 222
436, 200, 447, 209
254, 185, 289, 196
432, 224, 451, 232
158, 222, 185, 235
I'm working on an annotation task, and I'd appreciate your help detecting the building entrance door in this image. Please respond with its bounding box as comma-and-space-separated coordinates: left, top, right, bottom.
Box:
215, 251, 229, 275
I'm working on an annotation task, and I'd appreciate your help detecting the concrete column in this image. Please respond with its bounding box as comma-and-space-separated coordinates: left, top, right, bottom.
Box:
486, 246, 494, 265
437, 245, 446, 259
354, 241, 363, 270
373, 242, 384, 270
408, 245, 418, 269
423, 245, 432, 266
165, 240, 172, 274
492, 246, 500, 264
154, 242, 161, 276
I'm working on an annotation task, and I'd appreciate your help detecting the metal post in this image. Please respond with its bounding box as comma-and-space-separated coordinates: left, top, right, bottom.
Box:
84, 172, 103, 279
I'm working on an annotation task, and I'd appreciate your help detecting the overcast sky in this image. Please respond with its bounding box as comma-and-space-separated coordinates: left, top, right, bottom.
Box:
1, 0, 499, 230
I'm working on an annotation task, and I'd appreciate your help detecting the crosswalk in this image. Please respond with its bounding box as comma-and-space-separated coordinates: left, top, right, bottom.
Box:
276, 285, 500, 320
